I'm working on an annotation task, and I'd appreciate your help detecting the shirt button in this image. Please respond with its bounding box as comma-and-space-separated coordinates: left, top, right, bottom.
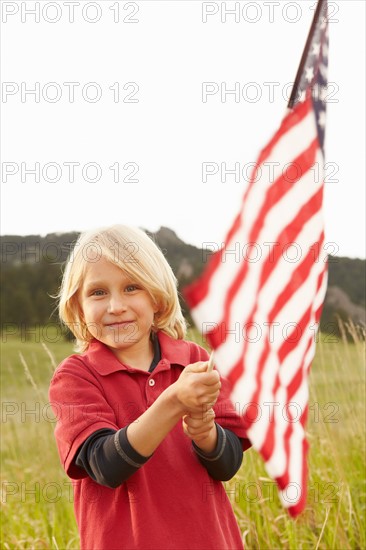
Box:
148, 379, 155, 387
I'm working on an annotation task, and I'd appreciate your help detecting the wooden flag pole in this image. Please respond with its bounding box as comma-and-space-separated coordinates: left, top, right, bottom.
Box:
207, 351, 215, 372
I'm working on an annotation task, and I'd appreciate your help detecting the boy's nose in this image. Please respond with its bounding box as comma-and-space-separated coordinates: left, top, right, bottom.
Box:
107, 295, 127, 314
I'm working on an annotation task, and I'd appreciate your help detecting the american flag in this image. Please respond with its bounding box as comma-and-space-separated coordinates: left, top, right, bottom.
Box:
184, 0, 329, 516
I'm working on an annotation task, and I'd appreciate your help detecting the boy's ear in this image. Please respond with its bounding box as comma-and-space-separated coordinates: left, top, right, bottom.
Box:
151, 298, 159, 314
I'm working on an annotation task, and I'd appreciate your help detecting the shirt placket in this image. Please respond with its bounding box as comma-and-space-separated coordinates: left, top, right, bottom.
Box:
144, 360, 169, 406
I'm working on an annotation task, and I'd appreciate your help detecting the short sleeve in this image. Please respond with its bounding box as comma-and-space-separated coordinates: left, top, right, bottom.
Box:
49, 357, 120, 479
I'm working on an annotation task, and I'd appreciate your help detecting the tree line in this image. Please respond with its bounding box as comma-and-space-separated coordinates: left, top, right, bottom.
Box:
1, 230, 365, 338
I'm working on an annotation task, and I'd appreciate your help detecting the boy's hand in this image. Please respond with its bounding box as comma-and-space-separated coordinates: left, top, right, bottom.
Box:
182, 408, 217, 451
172, 361, 221, 414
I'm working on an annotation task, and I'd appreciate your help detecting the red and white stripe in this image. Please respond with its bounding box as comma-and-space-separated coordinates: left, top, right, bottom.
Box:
184, 96, 328, 516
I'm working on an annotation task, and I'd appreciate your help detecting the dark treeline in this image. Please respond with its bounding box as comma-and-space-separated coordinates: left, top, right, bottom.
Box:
1, 229, 365, 337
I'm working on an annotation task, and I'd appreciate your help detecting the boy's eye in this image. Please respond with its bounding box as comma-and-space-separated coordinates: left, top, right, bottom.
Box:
125, 284, 139, 293
91, 289, 106, 296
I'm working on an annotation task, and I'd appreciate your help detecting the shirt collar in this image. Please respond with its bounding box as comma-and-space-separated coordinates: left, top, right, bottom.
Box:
148, 332, 161, 373
85, 331, 191, 376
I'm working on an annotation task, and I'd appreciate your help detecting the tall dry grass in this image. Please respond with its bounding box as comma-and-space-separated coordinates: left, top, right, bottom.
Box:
1, 320, 365, 549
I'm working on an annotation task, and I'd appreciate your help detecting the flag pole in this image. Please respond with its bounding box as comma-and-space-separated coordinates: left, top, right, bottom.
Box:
288, 0, 326, 108
207, 351, 215, 372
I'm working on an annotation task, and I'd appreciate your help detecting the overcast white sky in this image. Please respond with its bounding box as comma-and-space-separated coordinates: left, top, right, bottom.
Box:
1, 0, 365, 258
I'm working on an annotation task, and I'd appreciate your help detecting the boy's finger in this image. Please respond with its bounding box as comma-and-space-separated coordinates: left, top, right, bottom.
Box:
199, 374, 221, 388
185, 412, 215, 426
188, 408, 215, 419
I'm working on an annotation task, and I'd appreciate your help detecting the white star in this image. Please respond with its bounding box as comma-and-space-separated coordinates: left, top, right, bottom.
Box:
320, 19, 327, 30
312, 42, 321, 56
319, 86, 328, 102
322, 43, 329, 59
305, 66, 314, 83
318, 86, 328, 103
298, 89, 307, 103
318, 110, 326, 129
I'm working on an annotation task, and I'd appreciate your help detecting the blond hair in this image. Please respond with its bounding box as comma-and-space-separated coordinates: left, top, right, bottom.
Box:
58, 225, 187, 352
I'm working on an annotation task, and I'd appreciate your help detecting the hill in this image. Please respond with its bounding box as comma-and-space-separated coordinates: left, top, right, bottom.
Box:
1, 228, 365, 335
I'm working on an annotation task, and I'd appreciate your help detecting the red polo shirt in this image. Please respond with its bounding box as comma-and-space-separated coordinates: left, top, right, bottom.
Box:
49, 331, 250, 550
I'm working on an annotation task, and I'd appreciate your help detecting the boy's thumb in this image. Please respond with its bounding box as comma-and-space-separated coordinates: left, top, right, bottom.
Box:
185, 361, 209, 374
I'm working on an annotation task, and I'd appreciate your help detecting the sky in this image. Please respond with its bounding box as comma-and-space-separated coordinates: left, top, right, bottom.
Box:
1, 0, 365, 259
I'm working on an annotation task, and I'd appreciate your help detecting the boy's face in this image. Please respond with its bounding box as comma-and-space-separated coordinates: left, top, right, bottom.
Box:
79, 257, 158, 365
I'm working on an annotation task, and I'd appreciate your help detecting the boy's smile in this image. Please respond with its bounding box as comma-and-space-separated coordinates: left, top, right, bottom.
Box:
79, 256, 158, 368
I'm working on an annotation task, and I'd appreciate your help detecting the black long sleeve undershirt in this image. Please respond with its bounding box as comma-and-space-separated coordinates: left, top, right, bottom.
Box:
75, 426, 150, 488
192, 423, 244, 481
75, 423, 243, 489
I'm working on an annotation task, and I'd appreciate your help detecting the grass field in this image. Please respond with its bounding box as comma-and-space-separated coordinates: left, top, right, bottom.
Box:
1, 323, 365, 549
